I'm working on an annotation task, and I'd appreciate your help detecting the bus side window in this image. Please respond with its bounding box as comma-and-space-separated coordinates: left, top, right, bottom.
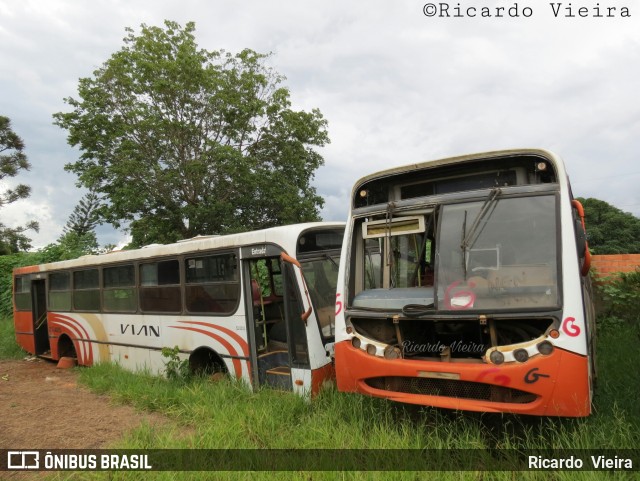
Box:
73, 269, 100, 311
103, 264, 136, 312
14, 276, 32, 311
140, 260, 181, 312
185, 253, 239, 314
49, 272, 71, 311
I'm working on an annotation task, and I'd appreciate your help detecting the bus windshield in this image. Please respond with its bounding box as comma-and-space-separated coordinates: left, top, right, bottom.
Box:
300, 252, 340, 339
438, 195, 558, 310
354, 194, 558, 311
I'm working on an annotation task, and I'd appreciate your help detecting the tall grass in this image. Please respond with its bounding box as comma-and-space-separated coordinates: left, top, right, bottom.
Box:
0, 317, 26, 359
42, 320, 638, 481
3, 312, 636, 480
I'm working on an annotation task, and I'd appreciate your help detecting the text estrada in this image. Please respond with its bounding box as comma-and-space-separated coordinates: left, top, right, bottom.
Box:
529, 455, 633, 470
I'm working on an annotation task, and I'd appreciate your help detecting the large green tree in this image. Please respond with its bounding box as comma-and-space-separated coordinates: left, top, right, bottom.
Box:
577, 197, 640, 254
0, 115, 38, 253
54, 21, 328, 247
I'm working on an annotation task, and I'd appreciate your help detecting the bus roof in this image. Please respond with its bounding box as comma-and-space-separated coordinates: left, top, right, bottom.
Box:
16, 222, 345, 274
351, 148, 568, 198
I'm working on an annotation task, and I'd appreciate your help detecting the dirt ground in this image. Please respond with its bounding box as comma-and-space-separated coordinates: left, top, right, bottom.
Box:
0, 357, 172, 450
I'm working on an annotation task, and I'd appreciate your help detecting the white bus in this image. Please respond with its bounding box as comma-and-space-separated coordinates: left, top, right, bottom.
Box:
334, 149, 595, 416
13, 222, 344, 395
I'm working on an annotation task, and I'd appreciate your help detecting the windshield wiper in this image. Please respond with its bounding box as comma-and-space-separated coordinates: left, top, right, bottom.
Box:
322, 252, 339, 269
461, 187, 501, 252
460, 187, 501, 278
402, 303, 435, 318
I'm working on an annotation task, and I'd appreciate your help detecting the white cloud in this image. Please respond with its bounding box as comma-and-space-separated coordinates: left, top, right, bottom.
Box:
1, 0, 639, 248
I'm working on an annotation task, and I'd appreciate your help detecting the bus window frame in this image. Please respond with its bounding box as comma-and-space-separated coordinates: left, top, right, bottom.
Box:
102, 263, 138, 313
14, 275, 32, 311
138, 257, 182, 314
434, 190, 564, 313
48, 271, 72, 312
184, 250, 241, 316
348, 187, 564, 315
72, 268, 101, 312
298, 249, 342, 343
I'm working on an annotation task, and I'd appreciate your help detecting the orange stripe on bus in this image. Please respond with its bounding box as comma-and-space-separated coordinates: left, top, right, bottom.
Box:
49, 314, 95, 364
175, 320, 250, 357
170, 326, 244, 379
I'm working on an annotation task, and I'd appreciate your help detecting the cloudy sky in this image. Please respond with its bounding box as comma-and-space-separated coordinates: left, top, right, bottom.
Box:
1, 0, 639, 248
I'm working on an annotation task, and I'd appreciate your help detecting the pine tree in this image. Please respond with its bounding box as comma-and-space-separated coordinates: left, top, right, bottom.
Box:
0, 115, 38, 253
63, 191, 100, 237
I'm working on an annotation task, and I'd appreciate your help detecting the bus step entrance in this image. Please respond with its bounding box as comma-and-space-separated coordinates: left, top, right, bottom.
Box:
38, 350, 53, 360
257, 350, 292, 390
265, 366, 292, 390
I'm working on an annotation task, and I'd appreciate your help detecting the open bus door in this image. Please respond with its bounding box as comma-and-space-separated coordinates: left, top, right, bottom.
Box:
281, 253, 312, 396
242, 245, 311, 393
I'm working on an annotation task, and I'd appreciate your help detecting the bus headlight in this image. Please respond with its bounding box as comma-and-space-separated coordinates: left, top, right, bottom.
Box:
537, 340, 554, 355
513, 349, 529, 363
489, 350, 505, 365
384, 346, 401, 360
351, 337, 361, 349
366, 344, 377, 356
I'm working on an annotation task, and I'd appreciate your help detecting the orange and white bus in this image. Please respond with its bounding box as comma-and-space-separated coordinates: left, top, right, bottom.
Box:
334, 149, 595, 416
13, 222, 344, 395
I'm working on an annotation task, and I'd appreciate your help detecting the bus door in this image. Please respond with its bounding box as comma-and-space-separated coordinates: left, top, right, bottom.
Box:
31, 279, 50, 355
241, 245, 310, 393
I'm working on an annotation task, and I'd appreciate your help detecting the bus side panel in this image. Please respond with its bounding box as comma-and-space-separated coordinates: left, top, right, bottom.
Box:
335, 341, 590, 417
544, 351, 591, 416
48, 312, 110, 366
14, 310, 35, 354
166, 315, 252, 383
311, 361, 335, 396
109, 344, 152, 372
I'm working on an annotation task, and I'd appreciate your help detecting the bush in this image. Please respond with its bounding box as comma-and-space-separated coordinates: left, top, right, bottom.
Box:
596, 268, 640, 329
161, 346, 191, 382
0, 317, 25, 359
0, 232, 100, 317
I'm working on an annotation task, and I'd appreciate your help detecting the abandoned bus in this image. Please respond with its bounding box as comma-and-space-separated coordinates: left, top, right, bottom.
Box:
13, 223, 344, 395
334, 149, 595, 416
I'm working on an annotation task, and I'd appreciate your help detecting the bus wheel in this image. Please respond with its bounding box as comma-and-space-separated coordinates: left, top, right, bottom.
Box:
57, 335, 78, 368
57, 335, 77, 360
189, 348, 227, 379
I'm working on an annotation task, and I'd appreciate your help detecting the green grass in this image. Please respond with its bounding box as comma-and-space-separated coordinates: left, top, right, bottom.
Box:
2, 316, 637, 480
50, 322, 639, 481
0, 317, 27, 359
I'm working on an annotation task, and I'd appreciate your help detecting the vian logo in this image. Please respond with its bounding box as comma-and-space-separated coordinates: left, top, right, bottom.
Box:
120, 324, 160, 337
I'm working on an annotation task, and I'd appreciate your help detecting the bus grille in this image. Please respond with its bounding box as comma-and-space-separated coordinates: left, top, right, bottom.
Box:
364, 376, 537, 404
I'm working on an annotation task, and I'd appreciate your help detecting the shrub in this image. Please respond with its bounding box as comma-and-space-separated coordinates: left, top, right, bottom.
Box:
161, 346, 191, 382
596, 268, 640, 329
